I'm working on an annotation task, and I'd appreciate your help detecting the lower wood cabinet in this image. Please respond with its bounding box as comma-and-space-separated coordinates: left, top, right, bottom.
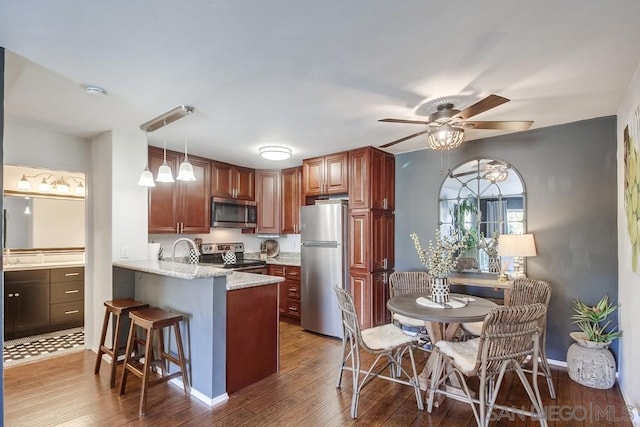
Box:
4, 266, 84, 340
269, 264, 301, 321
349, 269, 392, 329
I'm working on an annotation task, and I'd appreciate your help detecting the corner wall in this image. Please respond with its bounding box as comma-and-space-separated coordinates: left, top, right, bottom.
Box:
395, 116, 618, 363
617, 61, 640, 417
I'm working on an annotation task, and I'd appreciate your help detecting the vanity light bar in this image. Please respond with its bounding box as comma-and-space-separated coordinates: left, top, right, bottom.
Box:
140, 105, 194, 133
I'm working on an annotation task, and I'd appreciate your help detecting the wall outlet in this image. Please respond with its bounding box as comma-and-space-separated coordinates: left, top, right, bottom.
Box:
121, 246, 129, 259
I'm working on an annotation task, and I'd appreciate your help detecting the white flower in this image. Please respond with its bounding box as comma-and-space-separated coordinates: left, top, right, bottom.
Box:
410, 230, 468, 278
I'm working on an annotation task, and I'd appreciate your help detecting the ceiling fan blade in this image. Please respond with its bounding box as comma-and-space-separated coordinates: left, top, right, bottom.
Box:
462, 120, 533, 131
380, 129, 430, 148
379, 118, 431, 125
454, 94, 510, 120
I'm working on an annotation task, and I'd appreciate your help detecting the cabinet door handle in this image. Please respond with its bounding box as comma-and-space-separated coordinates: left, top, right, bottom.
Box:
65, 289, 80, 294
14, 293, 20, 297
64, 310, 80, 315
64, 272, 80, 277
288, 306, 298, 311
383, 198, 388, 210
8, 293, 13, 298
288, 287, 298, 292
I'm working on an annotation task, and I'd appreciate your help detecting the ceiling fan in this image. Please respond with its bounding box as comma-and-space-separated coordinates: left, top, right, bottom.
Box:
378, 94, 533, 149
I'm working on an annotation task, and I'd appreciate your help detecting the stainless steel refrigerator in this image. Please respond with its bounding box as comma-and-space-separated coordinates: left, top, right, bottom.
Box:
300, 201, 349, 338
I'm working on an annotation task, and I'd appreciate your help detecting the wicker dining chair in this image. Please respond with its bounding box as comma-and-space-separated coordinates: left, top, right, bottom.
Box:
461, 277, 556, 398
388, 271, 431, 338
428, 303, 548, 427
333, 286, 424, 419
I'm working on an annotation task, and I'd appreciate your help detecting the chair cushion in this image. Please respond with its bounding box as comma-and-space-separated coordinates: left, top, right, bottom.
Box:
436, 338, 480, 374
462, 321, 483, 336
361, 324, 415, 350
393, 313, 426, 328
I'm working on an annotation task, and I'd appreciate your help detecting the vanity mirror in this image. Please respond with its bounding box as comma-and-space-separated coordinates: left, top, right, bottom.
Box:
439, 157, 526, 273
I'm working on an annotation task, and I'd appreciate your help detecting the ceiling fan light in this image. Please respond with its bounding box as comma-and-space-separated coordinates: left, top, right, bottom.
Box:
138, 167, 156, 187
156, 162, 175, 182
17, 175, 32, 190
38, 178, 51, 192
259, 145, 292, 161
485, 165, 509, 183
427, 125, 465, 150
176, 159, 196, 181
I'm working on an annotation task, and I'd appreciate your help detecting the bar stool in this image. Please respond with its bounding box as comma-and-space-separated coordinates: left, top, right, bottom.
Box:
119, 307, 190, 416
94, 298, 149, 387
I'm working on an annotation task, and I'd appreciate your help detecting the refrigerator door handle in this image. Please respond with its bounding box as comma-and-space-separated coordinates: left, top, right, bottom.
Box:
302, 241, 339, 248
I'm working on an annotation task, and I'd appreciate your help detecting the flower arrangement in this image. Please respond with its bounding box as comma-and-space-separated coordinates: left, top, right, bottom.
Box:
410, 230, 468, 278
571, 295, 622, 343
479, 231, 499, 258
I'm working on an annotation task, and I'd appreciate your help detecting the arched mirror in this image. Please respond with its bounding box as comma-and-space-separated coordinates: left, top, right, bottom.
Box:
439, 157, 526, 273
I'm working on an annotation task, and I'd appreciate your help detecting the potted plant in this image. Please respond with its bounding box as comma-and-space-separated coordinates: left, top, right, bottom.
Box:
570, 295, 622, 348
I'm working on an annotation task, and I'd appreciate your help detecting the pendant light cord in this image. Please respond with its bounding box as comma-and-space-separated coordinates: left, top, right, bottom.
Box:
183, 109, 189, 160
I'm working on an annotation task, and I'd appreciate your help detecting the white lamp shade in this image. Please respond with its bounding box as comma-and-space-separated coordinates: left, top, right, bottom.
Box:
137, 168, 156, 187
156, 162, 175, 182
37, 178, 51, 192
75, 183, 86, 196
498, 233, 537, 257
17, 175, 32, 190
259, 145, 292, 160
176, 160, 196, 181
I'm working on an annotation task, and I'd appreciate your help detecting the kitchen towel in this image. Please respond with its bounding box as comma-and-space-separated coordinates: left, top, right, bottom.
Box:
416, 296, 472, 309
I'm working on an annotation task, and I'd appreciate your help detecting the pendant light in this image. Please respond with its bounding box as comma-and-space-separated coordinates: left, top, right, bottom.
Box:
138, 132, 156, 187
156, 125, 175, 183
176, 109, 196, 181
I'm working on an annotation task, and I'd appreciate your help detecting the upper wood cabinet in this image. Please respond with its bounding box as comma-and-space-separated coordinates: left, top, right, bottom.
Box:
349, 146, 395, 210
255, 170, 281, 234
302, 151, 349, 199
281, 167, 302, 234
211, 160, 255, 200
148, 147, 211, 234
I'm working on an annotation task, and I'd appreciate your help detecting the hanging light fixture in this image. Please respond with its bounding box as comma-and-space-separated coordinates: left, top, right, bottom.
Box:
37, 177, 51, 192
484, 164, 509, 183
137, 132, 156, 187
156, 133, 175, 183
17, 175, 32, 190
427, 124, 465, 150
259, 145, 292, 160
12, 169, 86, 197
176, 108, 196, 181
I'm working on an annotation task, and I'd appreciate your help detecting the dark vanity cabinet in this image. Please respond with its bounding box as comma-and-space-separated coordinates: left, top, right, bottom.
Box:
4, 270, 51, 339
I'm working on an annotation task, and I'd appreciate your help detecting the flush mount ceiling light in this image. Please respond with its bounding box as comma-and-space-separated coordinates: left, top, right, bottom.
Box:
259, 145, 292, 160
427, 124, 465, 151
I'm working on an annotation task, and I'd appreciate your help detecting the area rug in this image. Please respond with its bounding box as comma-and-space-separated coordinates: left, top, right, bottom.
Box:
3, 328, 84, 368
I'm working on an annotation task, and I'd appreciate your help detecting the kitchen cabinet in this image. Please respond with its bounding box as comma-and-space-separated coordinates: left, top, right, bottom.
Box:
50, 267, 84, 329
302, 151, 349, 200
211, 160, 255, 200
255, 170, 281, 234
4, 270, 50, 339
148, 147, 211, 234
269, 264, 301, 321
281, 166, 302, 234
349, 270, 391, 329
349, 146, 395, 210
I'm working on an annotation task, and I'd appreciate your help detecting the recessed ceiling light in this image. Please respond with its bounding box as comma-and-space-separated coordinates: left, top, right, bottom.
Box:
84, 85, 108, 96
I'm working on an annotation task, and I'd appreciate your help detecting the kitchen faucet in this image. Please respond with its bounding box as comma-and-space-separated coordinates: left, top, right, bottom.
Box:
172, 237, 201, 263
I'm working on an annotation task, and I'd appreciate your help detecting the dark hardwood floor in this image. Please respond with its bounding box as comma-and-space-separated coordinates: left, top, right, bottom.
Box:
3, 321, 632, 426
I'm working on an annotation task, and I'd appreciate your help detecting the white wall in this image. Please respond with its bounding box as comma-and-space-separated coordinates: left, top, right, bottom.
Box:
617, 61, 640, 419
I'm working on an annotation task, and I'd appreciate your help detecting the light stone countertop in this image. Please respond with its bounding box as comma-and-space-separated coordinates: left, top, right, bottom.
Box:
3, 261, 85, 272
113, 259, 284, 290
245, 252, 301, 267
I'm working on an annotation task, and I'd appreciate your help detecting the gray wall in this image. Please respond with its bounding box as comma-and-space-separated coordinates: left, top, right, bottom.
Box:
395, 116, 618, 361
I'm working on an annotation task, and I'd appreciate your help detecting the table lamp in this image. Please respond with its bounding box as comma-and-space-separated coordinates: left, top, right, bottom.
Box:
498, 233, 537, 279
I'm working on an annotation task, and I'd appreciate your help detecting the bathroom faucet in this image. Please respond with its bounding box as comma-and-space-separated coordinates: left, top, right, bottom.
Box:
172, 238, 201, 263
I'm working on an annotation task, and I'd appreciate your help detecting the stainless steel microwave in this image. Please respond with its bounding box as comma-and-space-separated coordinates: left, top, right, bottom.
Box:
211, 197, 257, 228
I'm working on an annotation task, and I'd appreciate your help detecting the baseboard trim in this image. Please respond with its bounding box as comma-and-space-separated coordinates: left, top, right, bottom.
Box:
169, 378, 229, 407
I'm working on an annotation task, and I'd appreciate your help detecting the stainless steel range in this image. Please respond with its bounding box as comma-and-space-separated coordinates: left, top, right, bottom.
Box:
199, 242, 267, 273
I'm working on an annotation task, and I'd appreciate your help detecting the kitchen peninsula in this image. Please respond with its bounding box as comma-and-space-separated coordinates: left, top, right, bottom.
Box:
112, 259, 284, 405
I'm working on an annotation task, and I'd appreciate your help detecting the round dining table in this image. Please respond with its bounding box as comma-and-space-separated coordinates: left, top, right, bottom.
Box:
387, 292, 498, 402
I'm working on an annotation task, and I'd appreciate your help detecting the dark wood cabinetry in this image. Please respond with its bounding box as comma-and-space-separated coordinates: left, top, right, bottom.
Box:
269, 264, 301, 321
148, 147, 211, 234
4, 267, 85, 340
49, 267, 84, 328
255, 170, 281, 234
347, 146, 395, 329
4, 270, 50, 338
302, 151, 349, 200
281, 167, 302, 234
349, 146, 395, 210
211, 161, 255, 201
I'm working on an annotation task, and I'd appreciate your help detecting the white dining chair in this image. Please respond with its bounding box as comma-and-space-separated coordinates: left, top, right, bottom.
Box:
334, 286, 424, 419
